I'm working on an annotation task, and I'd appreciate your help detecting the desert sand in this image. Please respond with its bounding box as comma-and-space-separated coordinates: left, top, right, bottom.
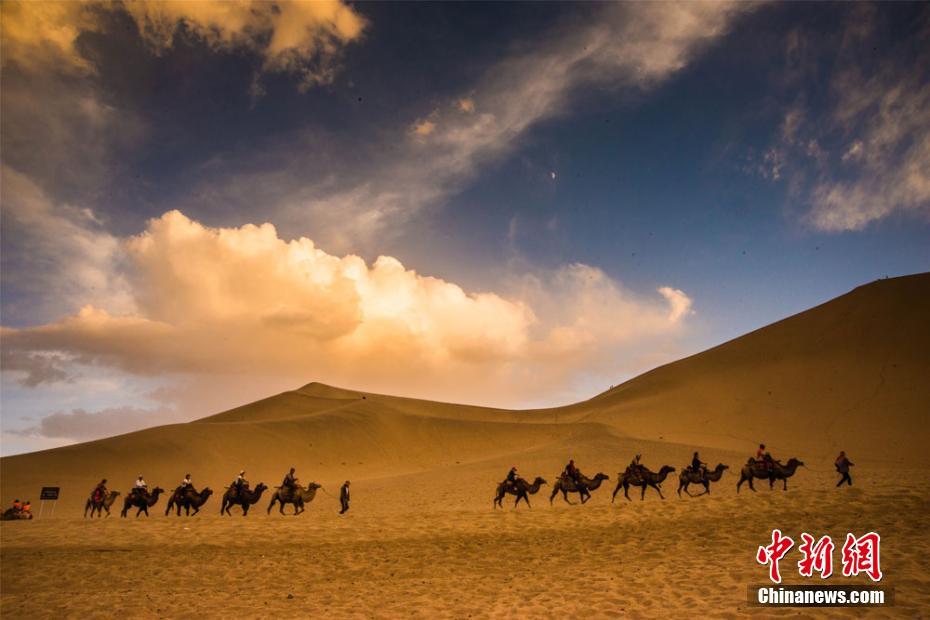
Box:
2, 274, 929, 617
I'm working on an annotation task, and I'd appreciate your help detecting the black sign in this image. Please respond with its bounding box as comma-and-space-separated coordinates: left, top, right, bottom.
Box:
40, 487, 60, 500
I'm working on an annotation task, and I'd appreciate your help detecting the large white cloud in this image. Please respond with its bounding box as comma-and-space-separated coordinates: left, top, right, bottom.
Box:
2, 207, 692, 408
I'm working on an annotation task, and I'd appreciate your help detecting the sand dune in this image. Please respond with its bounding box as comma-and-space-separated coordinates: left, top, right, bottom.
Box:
2, 273, 929, 617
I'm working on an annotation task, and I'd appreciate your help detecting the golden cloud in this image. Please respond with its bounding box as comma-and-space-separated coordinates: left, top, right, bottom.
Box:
2, 210, 693, 405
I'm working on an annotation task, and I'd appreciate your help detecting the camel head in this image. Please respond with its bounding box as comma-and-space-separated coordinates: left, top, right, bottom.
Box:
715, 464, 729, 472
255, 482, 268, 492
152, 487, 165, 494
532, 477, 547, 486
659, 465, 676, 474
786, 458, 804, 467
110, 491, 121, 498
593, 472, 610, 481
201, 487, 214, 497
307, 482, 322, 490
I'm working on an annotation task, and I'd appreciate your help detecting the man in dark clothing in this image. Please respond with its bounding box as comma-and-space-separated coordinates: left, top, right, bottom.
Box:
835, 451, 854, 487
282, 468, 298, 498
233, 470, 247, 496
691, 452, 706, 479
502, 466, 519, 490
339, 480, 351, 514
563, 460, 582, 486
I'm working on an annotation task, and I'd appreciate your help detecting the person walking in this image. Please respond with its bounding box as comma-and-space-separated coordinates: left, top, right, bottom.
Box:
835, 451, 854, 487
339, 480, 351, 514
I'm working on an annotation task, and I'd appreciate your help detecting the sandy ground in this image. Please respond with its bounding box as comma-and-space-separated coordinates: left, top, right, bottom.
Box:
3, 460, 927, 618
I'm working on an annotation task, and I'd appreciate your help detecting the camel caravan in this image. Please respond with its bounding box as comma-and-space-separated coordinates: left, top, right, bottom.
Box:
494, 445, 818, 509
71, 445, 836, 517
80, 468, 330, 518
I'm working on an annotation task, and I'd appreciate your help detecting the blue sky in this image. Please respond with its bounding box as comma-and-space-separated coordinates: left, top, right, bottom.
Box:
1, 1, 928, 455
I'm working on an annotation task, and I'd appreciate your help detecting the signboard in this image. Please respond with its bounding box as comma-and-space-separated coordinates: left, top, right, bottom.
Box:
40, 487, 60, 500
38, 486, 60, 517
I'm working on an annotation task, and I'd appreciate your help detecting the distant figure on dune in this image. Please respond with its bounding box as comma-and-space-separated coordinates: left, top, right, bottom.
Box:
340, 481, 351, 514
835, 451, 854, 487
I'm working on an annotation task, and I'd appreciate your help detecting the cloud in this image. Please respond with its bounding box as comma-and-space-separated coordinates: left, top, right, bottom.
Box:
0, 1, 97, 74
2, 209, 693, 407
0, 0, 366, 90
11, 405, 181, 441
762, 9, 930, 231
204, 2, 754, 249
0, 166, 135, 324
124, 0, 366, 90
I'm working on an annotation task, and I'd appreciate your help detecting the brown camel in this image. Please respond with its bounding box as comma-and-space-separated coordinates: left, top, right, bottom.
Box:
737, 458, 804, 492
612, 465, 676, 502
677, 464, 729, 497
549, 472, 610, 505
267, 482, 322, 515
120, 487, 165, 518
221, 482, 268, 516
165, 487, 213, 516
85, 490, 121, 518
493, 476, 547, 509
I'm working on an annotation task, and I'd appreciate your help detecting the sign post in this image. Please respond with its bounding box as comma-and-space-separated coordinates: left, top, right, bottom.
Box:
38, 486, 60, 518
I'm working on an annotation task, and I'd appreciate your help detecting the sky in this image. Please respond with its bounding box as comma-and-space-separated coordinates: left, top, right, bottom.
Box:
1, 1, 928, 456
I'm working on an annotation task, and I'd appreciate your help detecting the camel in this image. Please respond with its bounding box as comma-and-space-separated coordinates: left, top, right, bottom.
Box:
220, 483, 268, 516
493, 477, 547, 509
612, 465, 676, 502
677, 464, 729, 497
120, 487, 165, 518
267, 482, 322, 515
737, 458, 804, 493
549, 473, 610, 505
165, 487, 213, 516
84, 490, 121, 518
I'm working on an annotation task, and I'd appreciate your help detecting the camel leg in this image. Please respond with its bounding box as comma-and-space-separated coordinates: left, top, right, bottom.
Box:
623, 483, 632, 502
612, 482, 621, 503
703, 481, 710, 495
549, 487, 558, 505
524, 494, 531, 509
561, 490, 575, 505
654, 483, 665, 500
782, 478, 788, 491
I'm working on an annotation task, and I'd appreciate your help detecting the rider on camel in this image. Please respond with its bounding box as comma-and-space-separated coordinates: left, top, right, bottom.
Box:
233, 470, 248, 496
503, 466, 520, 490
691, 451, 707, 478
93, 479, 109, 503
755, 444, 774, 470
563, 459, 583, 487
132, 475, 148, 498
282, 467, 299, 498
